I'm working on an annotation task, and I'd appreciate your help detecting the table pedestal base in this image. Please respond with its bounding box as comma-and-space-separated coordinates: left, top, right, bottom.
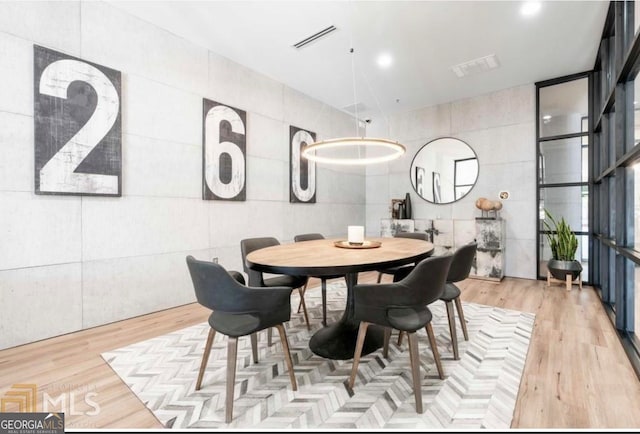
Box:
309, 321, 384, 360
309, 271, 384, 360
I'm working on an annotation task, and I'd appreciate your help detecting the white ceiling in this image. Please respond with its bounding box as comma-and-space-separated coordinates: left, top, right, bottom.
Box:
109, 0, 609, 121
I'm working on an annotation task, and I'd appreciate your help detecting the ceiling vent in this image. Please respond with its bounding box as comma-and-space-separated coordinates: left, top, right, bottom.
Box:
451, 54, 500, 78
293, 25, 337, 49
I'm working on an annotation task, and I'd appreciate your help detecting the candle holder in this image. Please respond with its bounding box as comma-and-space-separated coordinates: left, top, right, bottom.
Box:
347, 225, 364, 246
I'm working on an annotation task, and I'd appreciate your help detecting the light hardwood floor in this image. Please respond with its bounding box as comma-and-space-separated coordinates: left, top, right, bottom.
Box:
1, 273, 639, 429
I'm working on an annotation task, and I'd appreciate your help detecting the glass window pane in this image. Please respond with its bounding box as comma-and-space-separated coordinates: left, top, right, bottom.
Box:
636, 1, 640, 37
540, 138, 588, 183
635, 260, 639, 335
539, 78, 588, 138
539, 186, 587, 232
634, 79, 640, 148
634, 163, 640, 251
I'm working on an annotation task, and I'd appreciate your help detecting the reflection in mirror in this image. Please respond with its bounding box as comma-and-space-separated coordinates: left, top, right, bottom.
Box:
410, 137, 479, 204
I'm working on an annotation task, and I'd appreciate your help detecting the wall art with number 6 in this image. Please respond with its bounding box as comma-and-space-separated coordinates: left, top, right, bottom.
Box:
289, 125, 316, 203
202, 98, 246, 200
34, 45, 122, 196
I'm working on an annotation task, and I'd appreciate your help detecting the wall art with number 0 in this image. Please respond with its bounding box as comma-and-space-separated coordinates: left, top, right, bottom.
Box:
202, 98, 247, 201
289, 125, 316, 203
34, 45, 122, 196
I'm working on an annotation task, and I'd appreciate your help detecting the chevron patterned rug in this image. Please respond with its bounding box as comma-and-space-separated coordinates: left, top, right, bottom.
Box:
102, 282, 535, 429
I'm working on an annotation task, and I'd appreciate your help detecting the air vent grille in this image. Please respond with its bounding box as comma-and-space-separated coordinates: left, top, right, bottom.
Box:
293, 25, 337, 49
451, 54, 500, 78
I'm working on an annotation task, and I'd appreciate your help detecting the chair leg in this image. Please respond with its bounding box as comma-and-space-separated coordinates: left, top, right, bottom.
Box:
225, 337, 238, 423
297, 282, 308, 313
275, 324, 297, 391
196, 328, 216, 391
250, 332, 258, 364
425, 322, 445, 380
397, 330, 405, 347
454, 297, 469, 341
377, 272, 383, 283
383, 327, 391, 358
445, 301, 459, 360
321, 278, 328, 327
299, 287, 311, 331
267, 328, 273, 347
348, 322, 369, 388
407, 332, 424, 414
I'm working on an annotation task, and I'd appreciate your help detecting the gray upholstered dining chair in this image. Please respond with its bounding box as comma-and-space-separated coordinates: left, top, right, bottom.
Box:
440, 242, 476, 360
376, 232, 430, 283
186, 255, 297, 423
240, 237, 311, 334
397, 242, 477, 360
293, 233, 345, 327
348, 254, 453, 414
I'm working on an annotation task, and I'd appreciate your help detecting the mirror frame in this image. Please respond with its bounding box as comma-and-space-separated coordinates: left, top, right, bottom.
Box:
409, 136, 479, 204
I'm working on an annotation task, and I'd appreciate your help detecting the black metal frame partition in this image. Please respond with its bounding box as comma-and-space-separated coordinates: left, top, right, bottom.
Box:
535, 71, 591, 284
591, 0, 640, 377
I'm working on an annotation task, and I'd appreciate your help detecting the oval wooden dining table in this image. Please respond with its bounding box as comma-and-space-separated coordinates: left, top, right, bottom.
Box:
246, 237, 434, 360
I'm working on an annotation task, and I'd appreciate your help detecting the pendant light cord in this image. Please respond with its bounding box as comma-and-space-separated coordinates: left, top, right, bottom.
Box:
360, 68, 391, 137
350, 47, 360, 137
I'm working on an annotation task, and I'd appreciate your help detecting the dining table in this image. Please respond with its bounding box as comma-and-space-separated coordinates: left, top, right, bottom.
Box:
245, 236, 434, 360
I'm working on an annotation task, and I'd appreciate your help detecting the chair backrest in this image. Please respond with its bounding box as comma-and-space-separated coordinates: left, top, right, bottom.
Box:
294, 233, 325, 242
447, 242, 477, 283
394, 231, 429, 241
186, 255, 247, 312
400, 254, 454, 306
240, 237, 280, 286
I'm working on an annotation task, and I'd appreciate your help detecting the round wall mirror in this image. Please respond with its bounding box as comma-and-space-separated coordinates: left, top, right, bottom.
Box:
410, 137, 479, 204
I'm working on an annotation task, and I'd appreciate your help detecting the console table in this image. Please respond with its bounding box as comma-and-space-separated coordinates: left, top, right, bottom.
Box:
380, 217, 506, 281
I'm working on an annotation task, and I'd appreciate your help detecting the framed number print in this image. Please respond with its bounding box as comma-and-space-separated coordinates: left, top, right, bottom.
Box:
203, 99, 246, 201
34, 45, 122, 196
432, 171, 442, 204
289, 125, 316, 203
415, 166, 425, 197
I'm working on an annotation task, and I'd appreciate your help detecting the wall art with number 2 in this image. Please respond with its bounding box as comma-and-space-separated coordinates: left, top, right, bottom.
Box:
33, 45, 122, 196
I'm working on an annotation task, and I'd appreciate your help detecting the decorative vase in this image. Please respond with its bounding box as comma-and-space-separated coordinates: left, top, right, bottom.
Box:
398, 203, 406, 219
547, 259, 583, 281
404, 192, 412, 219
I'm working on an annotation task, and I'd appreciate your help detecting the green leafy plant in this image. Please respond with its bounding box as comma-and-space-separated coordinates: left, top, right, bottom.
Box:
542, 209, 578, 261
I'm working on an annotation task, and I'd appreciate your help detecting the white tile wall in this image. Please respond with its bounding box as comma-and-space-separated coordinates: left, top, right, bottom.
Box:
208, 51, 284, 121
0, 192, 82, 270
0, 32, 33, 116
246, 113, 287, 161
81, 249, 207, 328
245, 156, 287, 202
0, 1, 80, 55
0, 112, 33, 192
123, 74, 202, 146
122, 134, 201, 198
82, 196, 209, 261
81, 1, 209, 96
0, 263, 82, 349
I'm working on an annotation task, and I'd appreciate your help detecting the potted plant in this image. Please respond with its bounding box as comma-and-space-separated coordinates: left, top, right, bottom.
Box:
542, 209, 582, 281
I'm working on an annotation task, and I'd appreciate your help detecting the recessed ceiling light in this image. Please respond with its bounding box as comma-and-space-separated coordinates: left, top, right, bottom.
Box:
377, 53, 393, 69
521, 1, 541, 17
543, 115, 552, 120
